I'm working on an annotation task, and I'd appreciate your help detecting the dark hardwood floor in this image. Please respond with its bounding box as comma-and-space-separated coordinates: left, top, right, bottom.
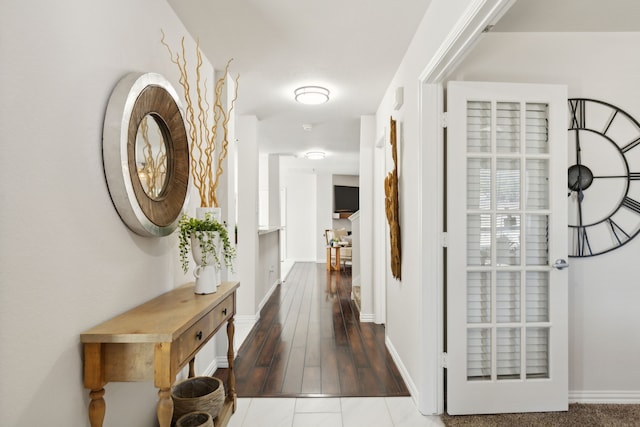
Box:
215, 262, 410, 397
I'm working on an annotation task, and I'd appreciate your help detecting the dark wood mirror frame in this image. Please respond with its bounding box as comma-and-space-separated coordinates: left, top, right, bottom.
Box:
103, 72, 190, 237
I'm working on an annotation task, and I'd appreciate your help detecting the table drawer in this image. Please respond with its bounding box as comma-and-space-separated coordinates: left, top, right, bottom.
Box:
176, 294, 235, 365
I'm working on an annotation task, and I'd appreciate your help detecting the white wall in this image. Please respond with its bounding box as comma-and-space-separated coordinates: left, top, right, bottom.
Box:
333, 175, 360, 187
279, 155, 359, 264
373, 0, 481, 413
317, 172, 333, 261
452, 31, 640, 401
0, 1, 232, 425
359, 115, 376, 319
236, 115, 260, 336
349, 211, 362, 301
268, 154, 281, 227
258, 154, 269, 226
257, 230, 281, 309
376, 1, 640, 411
281, 158, 318, 262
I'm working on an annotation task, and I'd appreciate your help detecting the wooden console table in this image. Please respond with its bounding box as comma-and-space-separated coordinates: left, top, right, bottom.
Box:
80, 281, 240, 427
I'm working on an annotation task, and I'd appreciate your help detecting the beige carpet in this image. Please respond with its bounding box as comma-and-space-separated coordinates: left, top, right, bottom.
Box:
441, 404, 640, 426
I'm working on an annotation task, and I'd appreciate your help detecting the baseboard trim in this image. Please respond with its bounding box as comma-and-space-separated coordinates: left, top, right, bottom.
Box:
569, 390, 640, 404
235, 314, 259, 350
236, 314, 260, 325
385, 335, 418, 400
215, 356, 228, 369
360, 313, 375, 323
281, 260, 295, 280
258, 280, 280, 312
203, 358, 218, 376
352, 274, 361, 287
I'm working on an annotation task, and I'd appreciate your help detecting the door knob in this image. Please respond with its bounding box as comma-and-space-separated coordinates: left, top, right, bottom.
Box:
552, 259, 569, 270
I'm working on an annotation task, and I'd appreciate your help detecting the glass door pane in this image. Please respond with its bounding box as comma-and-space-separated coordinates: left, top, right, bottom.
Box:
465, 99, 551, 382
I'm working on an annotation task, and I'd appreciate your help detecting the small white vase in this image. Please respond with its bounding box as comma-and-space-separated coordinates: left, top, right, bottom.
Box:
191, 232, 222, 295
193, 265, 221, 295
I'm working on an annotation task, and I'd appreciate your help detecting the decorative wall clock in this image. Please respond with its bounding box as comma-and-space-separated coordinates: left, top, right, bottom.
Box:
568, 98, 640, 257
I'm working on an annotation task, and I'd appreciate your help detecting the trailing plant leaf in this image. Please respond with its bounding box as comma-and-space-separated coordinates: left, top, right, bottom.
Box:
177, 212, 236, 273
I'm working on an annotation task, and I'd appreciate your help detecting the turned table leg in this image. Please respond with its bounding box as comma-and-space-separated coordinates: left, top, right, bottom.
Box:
226, 317, 237, 411
189, 357, 196, 378
157, 387, 173, 427
84, 343, 106, 427
154, 342, 174, 427
88, 388, 106, 427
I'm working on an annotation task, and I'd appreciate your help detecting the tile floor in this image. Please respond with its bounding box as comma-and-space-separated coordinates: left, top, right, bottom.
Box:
227, 396, 445, 427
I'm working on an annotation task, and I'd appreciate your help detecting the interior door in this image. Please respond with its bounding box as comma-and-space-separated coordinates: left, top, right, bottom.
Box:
446, 81, 568, 415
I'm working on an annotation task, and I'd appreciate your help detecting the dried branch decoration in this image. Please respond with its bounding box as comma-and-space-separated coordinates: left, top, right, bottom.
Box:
136, 116, 167, 198
385, 116, 401, 280
161, 30, 239, 208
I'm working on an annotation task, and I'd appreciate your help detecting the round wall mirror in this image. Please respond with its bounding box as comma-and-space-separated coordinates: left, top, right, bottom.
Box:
135, 114, 169, 199
103, 72, 190, 237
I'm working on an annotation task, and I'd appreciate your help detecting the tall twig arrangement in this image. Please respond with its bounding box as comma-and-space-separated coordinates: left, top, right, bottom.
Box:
161, 30, 239, 208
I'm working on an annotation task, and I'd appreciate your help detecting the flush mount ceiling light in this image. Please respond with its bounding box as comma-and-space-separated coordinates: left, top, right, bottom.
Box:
305, 151, 326, 160
295, 86, 330, 105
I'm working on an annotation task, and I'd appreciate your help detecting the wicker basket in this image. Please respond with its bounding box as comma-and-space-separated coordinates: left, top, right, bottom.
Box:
172, 376, 225, 425
176, 412, 214, 427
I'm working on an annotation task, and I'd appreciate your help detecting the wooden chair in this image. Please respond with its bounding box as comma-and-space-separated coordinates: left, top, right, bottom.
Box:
325, 229, 352, 270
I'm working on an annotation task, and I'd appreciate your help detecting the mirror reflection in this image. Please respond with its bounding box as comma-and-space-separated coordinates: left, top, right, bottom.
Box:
135, 114, 168, 199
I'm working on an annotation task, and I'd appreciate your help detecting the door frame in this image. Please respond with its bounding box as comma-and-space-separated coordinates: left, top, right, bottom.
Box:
416, 0, 517, 415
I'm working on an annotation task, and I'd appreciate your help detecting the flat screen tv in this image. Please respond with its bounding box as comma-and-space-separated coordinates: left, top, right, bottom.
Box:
334, 185, 359, 213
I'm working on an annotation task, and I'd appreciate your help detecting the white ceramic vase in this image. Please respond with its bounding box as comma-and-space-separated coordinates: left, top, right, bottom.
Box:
192, 207, 223, 295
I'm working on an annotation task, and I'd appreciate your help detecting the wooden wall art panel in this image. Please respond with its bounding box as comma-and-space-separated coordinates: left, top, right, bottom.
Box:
385, 117, 401, 280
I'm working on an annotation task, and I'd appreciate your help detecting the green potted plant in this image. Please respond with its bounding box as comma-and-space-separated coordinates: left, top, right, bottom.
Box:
178, 212, 236, 274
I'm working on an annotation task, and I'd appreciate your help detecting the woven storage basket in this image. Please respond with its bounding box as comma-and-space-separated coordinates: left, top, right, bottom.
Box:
172, 376, 225, 425
175, 412, 214, 427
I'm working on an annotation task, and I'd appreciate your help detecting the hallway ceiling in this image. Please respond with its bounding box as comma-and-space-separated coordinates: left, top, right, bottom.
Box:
167, 0, 640, 172
167, 0, 432, 165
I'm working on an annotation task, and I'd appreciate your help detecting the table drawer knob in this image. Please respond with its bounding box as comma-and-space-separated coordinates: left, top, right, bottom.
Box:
196, 331, 203, 340
222, 308, 227, 316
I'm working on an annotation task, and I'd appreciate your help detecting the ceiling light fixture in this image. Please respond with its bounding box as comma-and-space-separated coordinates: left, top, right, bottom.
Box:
295, 86, 330, 105
305, 151, 326, 160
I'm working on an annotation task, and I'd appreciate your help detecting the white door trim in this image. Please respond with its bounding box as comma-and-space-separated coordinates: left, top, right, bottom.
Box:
416, 0, 517, 415
375, 134, 387, 325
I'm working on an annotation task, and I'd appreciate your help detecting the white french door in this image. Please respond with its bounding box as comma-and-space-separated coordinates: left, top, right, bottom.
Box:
446, 81, 569, 415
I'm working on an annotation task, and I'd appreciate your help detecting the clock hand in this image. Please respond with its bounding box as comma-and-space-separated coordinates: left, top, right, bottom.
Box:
576, 187, 586, 255
575, 129, 583, 193
575, 129, 582, 166
575, 129, 585, 228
